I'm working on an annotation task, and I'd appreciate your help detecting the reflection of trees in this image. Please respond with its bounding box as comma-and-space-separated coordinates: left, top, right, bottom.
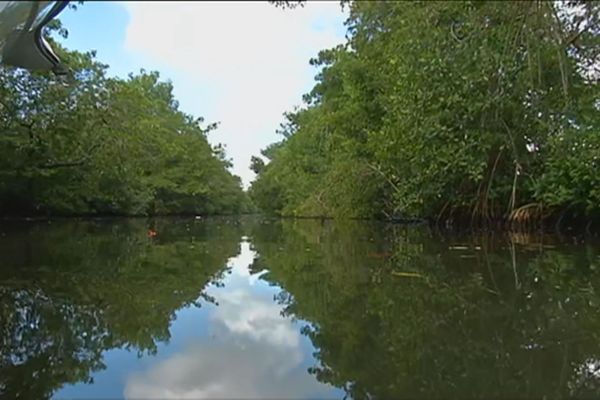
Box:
250, 219, 600, 399
0, 218, 241, 399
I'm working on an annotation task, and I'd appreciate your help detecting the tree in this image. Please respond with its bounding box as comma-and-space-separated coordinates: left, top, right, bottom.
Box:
251, 1, 600, 227
250, 155, 265, 174
0, 39, 247, 216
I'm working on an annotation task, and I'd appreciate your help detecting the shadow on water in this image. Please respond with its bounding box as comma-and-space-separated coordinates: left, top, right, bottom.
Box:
1, 217, 599, 399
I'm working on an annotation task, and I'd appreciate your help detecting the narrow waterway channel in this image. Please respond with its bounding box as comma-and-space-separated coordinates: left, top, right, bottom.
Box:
1, 217, 599, 399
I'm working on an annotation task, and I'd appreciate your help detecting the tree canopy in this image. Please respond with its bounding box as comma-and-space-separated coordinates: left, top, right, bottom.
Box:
0, 29, 248, 216
251, 1, 600, 227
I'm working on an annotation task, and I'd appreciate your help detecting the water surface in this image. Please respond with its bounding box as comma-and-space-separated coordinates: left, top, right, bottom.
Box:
1, 218, 599, 399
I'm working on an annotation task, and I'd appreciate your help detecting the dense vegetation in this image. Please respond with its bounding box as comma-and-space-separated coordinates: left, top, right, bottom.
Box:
0, 24, 247, 216
251, 1, 599, 227
249, 219, 600, 398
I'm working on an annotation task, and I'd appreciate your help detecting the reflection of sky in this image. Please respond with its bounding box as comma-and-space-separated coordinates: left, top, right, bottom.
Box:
54, 240, 341, 399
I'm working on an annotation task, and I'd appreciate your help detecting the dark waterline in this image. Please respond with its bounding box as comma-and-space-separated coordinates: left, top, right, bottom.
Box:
1, 217, 599, 399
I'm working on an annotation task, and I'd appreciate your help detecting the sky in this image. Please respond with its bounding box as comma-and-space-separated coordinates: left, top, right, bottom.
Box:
57, 1, 348, 187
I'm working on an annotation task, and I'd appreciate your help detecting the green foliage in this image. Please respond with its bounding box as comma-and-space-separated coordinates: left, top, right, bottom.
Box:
251, 1, 600, 223
269, 0, 306, 10
249, 155, 265, 175
0, 42, 247, 216
537, 126, 600, 212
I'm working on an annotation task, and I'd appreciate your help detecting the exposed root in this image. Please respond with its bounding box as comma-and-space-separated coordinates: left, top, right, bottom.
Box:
508, 203, 543, 229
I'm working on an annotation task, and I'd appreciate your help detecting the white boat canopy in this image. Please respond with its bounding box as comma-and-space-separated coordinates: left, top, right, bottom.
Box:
0, 1, 69, 73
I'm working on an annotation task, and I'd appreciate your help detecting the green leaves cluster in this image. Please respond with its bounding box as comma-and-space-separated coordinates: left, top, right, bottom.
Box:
251, 1, 599, 223
0, 42, 248, 216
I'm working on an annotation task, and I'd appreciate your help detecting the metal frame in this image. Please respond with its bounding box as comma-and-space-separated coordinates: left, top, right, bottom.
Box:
33, 1, 70, 69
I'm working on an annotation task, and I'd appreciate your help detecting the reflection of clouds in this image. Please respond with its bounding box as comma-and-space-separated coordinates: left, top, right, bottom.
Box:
217, 241, 294, 348
228, 241, 266, 286
123, 336, 328, 399
123, 241, 336, 399
214, 288, 299, 349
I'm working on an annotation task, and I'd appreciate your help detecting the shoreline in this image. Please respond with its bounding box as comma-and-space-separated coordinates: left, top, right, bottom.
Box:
2, 212, 597, 236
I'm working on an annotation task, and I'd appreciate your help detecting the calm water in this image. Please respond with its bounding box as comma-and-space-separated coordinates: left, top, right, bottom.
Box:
1, 217, 599, 399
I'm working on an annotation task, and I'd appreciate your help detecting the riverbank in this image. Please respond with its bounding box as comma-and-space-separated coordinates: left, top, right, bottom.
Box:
248, 2, 599, 232
2, 209, 598, 237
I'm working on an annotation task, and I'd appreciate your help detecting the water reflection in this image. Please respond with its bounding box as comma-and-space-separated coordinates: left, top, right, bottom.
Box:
125, 242, 339, 399
249, 219, 600, 399
0, 218, 241, 399
1, 218, 599, 399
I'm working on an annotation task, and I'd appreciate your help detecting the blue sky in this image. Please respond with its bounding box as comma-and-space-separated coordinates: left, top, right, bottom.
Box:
58, 1, 347, 187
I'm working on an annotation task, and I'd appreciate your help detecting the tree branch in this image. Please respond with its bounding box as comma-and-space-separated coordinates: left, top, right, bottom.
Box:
38, 160, 87, 169
35, 142, 100, 169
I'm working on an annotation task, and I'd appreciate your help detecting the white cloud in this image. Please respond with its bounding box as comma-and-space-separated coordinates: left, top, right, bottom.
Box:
122, 1, 347, 187
123, 335, 334, 399
212, 287, 300, 349
215, 241, 294, 347
123, 240, 337, 399
228, 241, 267, 285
